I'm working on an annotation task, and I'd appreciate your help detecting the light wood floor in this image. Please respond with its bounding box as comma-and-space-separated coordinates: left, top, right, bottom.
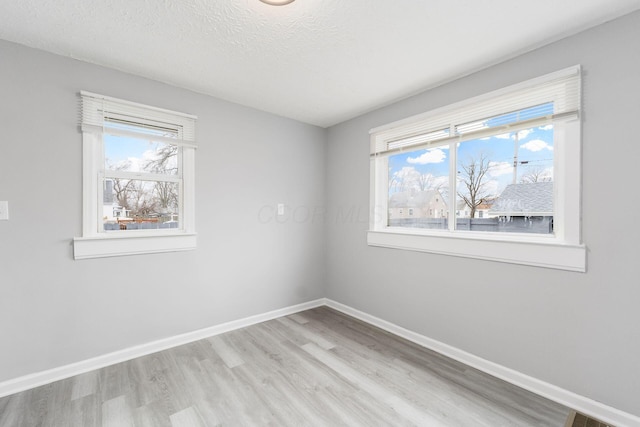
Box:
0, 306, 571, 426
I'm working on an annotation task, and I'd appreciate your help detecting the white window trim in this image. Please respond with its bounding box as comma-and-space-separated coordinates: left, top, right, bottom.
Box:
368, 66, 586, 272
73, 92, 197, 260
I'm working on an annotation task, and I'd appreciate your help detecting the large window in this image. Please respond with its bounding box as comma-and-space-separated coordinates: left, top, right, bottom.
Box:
73, 92, 197, 259
369, 66, 585, 271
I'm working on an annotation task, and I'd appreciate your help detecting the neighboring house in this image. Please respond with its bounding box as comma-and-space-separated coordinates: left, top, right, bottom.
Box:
475, 199, 495, 219
490, 182, 553, 217
489, 182, 553, 232
102, 179, 131, 222
102, 179, 177, 230
389, 189, 447, 219
456, 199, 495, 218
456, 200, 470, 218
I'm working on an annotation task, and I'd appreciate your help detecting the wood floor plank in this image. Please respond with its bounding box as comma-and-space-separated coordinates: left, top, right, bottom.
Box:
288, 313, 310, 324
244, 325, 409, 426
0, 307, 572, 426
198, 356, 273, 426
0, 393, 22, 427
208, 335, 245, 369
276, 316, 336, 350
169, 406, 206, 427
71, 370, 99, 401
128, 354, 166, 409
302, 341, 452, 426
133, 401, 172, 427
101, 395, 134, 427
69, 394, 100, 427
305, 306, 569, 425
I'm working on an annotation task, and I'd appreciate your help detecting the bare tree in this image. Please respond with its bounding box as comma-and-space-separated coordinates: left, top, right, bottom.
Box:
144, 145, 178, 174
389, 168, 400, 191
105, 145, 179, 220
520, 167, 552, 183
127, 181, 158, 217
457, 153, 492, 218
105, 160, 135, 212
145, 145, 179, 216
417, 173, 441, 192
154, 181, 178, 213
111, 178, 133, 211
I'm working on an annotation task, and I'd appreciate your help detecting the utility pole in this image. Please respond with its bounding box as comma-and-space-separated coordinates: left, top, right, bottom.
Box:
512, 131, 519, 185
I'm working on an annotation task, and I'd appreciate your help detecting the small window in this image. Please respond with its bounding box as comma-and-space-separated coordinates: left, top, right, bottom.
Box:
74, 92, 197, 259
369, 66, 585, 271
103, 130, 181, 231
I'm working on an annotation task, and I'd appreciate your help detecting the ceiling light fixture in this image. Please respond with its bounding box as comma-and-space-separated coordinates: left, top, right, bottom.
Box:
259, 0, 295, 5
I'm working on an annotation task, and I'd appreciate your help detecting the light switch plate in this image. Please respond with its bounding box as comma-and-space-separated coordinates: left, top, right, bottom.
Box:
0, 201, 9, 220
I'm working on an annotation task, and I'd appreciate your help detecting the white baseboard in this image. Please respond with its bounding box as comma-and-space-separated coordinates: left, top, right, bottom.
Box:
2, 297, 638, 427
0, 298, 325, 399
324, 299, 640, 427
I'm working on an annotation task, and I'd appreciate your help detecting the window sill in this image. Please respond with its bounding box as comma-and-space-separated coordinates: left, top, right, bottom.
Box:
73, 233, 197, 260
367, 230, 586, 272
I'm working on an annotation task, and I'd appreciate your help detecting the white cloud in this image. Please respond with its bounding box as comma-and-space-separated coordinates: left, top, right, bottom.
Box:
407, 148, 447, 164
109, 147, 177, 174
432, 175, 450, 188
396, 166, 418, 178
538, 124, 553, 131
142, 149, 158, 161
484, 179, 500, 197
127, 158, 143, 172
391, 167, 449, 193
460, 178, 500, 198
495, 133, 511, 139
488, 161, 513, 177
111, 157, 142, 172
521, 166, 554, 182
515, 129, 532, 139
539, 167, 554, 180
520, 139, 553, 152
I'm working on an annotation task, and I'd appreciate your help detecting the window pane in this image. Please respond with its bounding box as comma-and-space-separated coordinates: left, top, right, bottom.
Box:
104, 133, 180, 175
102, 178, 180, 231
456, 125, 554, 234
388, 145, 450, 229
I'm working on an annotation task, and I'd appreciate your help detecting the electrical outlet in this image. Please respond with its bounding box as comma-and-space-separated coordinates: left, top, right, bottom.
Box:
0, 201, 8, 220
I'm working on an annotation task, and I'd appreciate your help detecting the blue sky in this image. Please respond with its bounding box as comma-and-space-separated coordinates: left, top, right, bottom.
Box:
389, 124, 554, 198
104, 134, 155, 166
104, 134, 177, 174
104, 120, 179, 171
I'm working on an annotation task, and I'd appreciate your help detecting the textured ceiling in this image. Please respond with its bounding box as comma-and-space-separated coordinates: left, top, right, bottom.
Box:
1, 0, 639, 127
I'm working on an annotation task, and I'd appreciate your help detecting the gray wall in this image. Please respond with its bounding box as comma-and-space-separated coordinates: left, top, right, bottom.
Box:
2, 9, 640, 419
0, 40, 326, 382
325, 11, 640, 416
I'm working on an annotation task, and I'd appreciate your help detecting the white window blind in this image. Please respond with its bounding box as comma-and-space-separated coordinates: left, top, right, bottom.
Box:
371, 65, 580, 156
80, 91, 197, 147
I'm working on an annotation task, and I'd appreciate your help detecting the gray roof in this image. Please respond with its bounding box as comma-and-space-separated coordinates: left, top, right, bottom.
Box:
489, 182, 553, 215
